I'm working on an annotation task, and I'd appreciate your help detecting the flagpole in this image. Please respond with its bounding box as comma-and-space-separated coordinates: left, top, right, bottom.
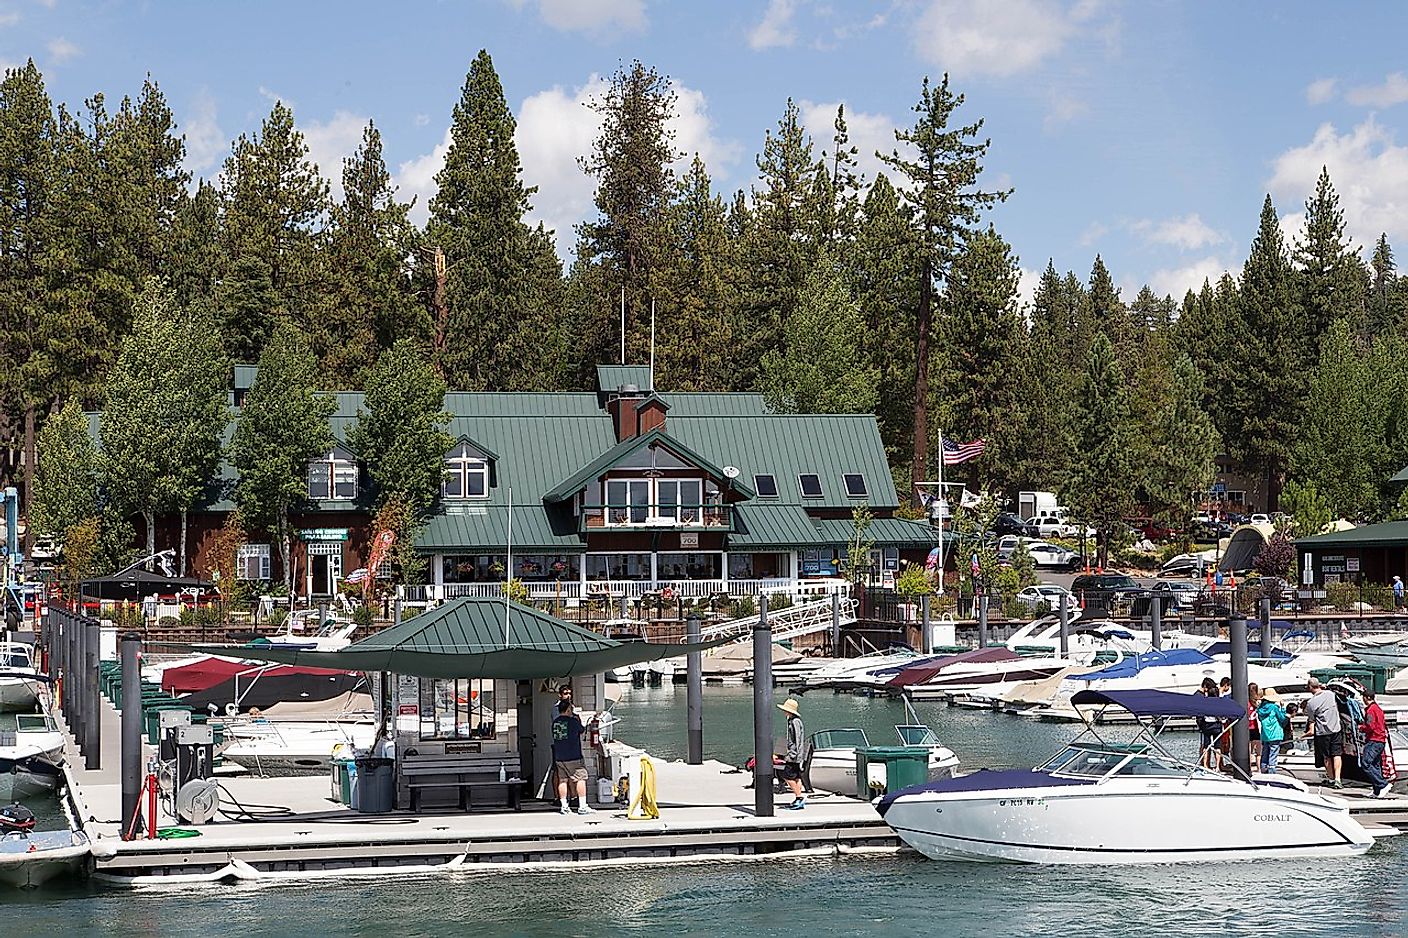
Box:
504, 487, 513, 648
936, 430, 945, 596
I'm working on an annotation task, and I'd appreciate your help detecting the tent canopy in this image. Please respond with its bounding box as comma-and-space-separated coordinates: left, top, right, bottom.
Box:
190, 596, 733, 680
80, 568, 215, 601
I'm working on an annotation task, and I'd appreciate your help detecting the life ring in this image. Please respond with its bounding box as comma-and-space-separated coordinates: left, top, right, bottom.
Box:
660, 586, 675, 603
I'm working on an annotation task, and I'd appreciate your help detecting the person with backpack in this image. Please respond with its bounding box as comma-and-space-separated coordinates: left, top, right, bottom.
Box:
1256, 688, 1290, 774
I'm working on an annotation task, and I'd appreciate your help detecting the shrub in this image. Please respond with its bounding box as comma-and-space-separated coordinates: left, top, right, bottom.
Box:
353, 604, 374, 629
1363, 583, 1395, 611
1326, 582, 1357, 612
1034, 600, 1052, 618
504, 578, 529, 604
267, 606, 288, 630
1004, 598, 1030, 620
895, 562, 934, 598
734, 596, 757, 619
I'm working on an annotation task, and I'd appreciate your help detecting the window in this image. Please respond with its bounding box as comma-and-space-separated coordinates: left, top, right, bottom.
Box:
442, 555, 506, 583
843, 473, 867, 498
600, 476, 717, 525
798, 473, 823, 498
585, 553, 652, 581
442, 443, 489, 499
237, 543, 270, 580
656, 552, 723, 580
729, 552, 787, 579
656, 479, 703, 522
419, 677, 496, 740
606, 479, 651, 524
753, 474, 779, 498
308, 447, 357, 500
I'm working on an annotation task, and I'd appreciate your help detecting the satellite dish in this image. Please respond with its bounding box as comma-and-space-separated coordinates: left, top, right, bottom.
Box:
722, 466, 740, 479
175, 778, 221, 824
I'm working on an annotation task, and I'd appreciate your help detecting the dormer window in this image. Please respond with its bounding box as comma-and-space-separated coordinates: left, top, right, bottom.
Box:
309, 446, 357, 501
443, 442, 489, 499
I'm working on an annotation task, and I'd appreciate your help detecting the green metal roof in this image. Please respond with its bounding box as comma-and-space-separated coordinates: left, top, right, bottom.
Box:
1297, 520, 1408, 548
812, 516, 940, 548
596, 364, 653, 393
543, 427, 756, 502
1391, 465, 1408, 487
729, 504, 828, 548
416, 505, 581, 552
658, 393, 771, 416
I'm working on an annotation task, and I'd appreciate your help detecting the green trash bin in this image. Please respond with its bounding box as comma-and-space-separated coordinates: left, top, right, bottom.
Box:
1335, 663, 1389, 695
854, 746, 931, 800
331, 758, 355, 804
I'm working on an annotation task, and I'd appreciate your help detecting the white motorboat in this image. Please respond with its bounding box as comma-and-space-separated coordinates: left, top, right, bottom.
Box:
0, 712, 66, 796
142, 609, 360, 685
217, 716, 378, 773
876, 688, 1377, 864
800, 648, 925, 690
0, 642, 45, 712
1341, 632, 1408, 668
1003, 616, 1207, 658
808, 720, 960, 795
888, 647, 1092, 701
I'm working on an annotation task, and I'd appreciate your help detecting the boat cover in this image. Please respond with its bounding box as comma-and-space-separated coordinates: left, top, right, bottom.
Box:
1070, 688, 1246, 719
1075, 647, 1213, 681
876, 769, 1095, 815
887, 647, 1021, 687
161, 658, 351, 695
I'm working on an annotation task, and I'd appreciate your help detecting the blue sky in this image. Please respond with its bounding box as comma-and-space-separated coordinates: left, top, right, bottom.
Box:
6, 0, 1408, 302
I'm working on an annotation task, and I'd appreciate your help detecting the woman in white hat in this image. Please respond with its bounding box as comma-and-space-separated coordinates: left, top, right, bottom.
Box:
778, 697, 806, 809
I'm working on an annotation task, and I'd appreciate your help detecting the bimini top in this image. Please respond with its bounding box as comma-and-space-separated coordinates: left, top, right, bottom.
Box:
1070, 688, 1246, 720
1075, 647, 1212, 681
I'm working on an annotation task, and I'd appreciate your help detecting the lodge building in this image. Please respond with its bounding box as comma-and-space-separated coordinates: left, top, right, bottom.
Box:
105, 364, 939, 603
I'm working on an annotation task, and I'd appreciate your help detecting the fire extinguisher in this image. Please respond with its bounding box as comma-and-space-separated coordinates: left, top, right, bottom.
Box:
588, 718, 601, 749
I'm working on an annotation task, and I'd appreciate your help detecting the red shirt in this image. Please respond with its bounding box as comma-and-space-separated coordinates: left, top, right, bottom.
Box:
1361, 702, 1388, 743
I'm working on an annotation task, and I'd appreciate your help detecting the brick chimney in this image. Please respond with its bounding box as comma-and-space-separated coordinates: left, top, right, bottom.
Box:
608, 384, 645, 441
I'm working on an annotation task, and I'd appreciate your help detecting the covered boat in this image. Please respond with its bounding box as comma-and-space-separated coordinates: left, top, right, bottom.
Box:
876, 688, 1377, 864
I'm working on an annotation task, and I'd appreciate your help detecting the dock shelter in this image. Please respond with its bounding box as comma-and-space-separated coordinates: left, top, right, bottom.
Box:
193, 597, 729, 807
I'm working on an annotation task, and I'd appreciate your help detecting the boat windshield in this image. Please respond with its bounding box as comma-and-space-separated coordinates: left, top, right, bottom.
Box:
2, 647, 31, 669
896, 725, 941, 746
812, 728, 869, 750
1040, 742, 1189, 779
15, 714, 52, 733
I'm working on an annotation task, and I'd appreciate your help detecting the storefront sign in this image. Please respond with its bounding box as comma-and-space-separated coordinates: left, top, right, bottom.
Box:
679, 533, 700, 548
1346, 557, 1361, 573
398, 704, 418, 716
300, 528, 349, 542
445, 741, 482, 754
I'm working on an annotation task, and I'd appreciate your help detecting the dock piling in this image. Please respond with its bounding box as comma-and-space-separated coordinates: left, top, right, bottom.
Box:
1058, 593, 1069, 656
1229, 615, 1250, 776
753, 595, 774, 817
120, 630, 143, 839
920, 594, 931, 655
686, 613, 702, 765
830, 592, 840, 655
1259, 596, 1272, 660
84, 617, 101, 770
1150, 594, 1162, 650
977, 594, 988, 648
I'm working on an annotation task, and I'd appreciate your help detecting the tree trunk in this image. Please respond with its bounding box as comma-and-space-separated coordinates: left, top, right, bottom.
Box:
21, 403, 34, 557
910, 259, 932, 504
179, 508, 188, 577
144, 510, 156, 569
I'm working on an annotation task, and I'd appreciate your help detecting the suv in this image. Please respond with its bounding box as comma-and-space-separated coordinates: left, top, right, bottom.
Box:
1071, 572, 1141, 614
992, 512, 1038, 538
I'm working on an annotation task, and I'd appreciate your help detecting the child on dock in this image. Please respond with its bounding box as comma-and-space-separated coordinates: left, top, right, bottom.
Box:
778, 698, 806, 810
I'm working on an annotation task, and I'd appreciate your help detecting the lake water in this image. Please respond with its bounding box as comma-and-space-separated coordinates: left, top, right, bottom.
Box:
6, 685, 1406, 936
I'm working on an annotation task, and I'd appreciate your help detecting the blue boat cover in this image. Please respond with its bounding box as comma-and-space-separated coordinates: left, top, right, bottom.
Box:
876, 769, 1094, 815
1075, 647, 1212, 681
1070, 688, 1246, 719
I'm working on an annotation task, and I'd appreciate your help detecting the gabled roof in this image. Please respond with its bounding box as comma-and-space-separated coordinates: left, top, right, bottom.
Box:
447, 434, 499, 463
1297, 520, 1408, 548
596, 364, 653, 394
543, 427, 756, 502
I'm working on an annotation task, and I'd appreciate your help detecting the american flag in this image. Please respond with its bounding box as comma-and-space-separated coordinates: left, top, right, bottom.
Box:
942, 436, 987, 466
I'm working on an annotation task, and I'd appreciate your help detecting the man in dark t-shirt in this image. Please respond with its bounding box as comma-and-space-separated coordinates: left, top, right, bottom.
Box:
552, 700, 591, 815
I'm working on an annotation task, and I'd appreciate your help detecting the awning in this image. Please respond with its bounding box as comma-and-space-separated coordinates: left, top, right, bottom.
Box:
1070, 688, 1245, 720
80, 568, 215, 601
187, 597, 732, 680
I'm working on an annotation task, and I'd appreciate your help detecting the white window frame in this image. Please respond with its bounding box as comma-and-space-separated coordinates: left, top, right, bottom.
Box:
753, 474, 779, 498
603, 476, 707, 526
798, 473, 823, 498
843, 473, 867, 498
442, 443, 490, 500
309, 447, 358, 501
237, 543, 271, 580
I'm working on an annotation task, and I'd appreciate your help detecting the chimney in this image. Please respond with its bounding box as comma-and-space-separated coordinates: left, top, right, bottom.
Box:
608, 384, 644, 442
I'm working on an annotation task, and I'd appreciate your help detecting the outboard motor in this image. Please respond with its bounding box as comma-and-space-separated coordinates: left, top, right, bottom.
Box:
0, 801, 36, 834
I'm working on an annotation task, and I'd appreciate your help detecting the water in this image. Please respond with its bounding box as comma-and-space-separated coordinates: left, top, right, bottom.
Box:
6, 686, 1408, 936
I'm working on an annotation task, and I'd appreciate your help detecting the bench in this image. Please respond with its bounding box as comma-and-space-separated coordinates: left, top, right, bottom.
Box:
401, 752, 524, 812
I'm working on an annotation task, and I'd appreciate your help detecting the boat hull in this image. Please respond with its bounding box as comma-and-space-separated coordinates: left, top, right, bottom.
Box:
0, 679, 39, 711
810, 749, 959, 795
880, 782, 1374, 864
0, 837, 88, 888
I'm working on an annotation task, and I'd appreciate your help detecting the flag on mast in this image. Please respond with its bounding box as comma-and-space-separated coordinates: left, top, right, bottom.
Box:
942, 437, 987, 466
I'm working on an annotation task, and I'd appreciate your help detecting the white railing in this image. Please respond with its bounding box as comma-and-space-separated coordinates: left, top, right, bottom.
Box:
699, 595, 859, 643
402, 578, 851, 607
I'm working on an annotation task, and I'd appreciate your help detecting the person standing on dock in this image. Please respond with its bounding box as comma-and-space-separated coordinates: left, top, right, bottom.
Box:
1256, 688, 1289, 774
552, 700, 592, 816
1303, 677, 1344, 789
1359, 690, 1391, 798
778, 698, 806, 810
1395, 576, 1405, 609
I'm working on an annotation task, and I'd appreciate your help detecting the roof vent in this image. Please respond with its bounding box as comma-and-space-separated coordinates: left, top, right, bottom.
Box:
619, 383, 641, 395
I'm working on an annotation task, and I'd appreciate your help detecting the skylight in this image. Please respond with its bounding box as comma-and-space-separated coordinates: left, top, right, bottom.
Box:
798, 474, 823, 498
843, 474, 867, 498
754, 473, 779, 498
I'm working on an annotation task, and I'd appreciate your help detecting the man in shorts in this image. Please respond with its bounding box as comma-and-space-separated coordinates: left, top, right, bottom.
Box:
1303, 677, 1344, 789
552, 700, 592, 815
778, 697, 806, 810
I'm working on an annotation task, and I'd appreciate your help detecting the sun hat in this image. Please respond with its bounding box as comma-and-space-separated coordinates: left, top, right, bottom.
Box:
777, 698, 801, 717
1262, 688, 1281, 703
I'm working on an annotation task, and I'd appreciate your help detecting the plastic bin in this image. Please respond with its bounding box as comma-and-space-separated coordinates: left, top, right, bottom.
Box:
331, 758, 355, 804
353, 757, 395, 813
1336, 662, 1390, 695
854, 746, 930, 800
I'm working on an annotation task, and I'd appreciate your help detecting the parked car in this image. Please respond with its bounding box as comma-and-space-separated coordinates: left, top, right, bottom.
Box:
1249, 513, 1271, 526
29, 537, 61, 561
992, 512, 1038, 538
1150, 579, 1201, 611
1159, 552, 1211, 578
1192, 519, 1231, 542
1071, 572, 1141, 614
1028, 542, 1081, 570
1129, 517, 1177, 541
1015, 584, 1075, 611
1027, 516, 1092, 539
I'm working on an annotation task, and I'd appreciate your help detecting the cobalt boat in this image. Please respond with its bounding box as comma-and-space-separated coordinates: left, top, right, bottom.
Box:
875, 688, 1377, 864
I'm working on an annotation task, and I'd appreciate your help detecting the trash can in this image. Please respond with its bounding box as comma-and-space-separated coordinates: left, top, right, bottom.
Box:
353, 757, 395, 813
331, 758, 355, 804
1337, 662, 1390, 695
854, 746, 930, 800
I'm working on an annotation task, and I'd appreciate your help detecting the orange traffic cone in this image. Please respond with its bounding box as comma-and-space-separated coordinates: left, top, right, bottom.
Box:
1229, 572, 1237, 589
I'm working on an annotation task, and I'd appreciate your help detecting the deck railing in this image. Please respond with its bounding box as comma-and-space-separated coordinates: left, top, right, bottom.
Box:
401, 577, 849, 607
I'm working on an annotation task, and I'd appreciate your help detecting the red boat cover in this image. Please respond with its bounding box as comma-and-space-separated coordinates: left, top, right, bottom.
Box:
161, 657, 351, 695
886, 647, 1021, 687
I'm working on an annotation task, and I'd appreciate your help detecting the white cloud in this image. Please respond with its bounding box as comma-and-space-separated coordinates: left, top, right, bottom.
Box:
0, 12, 21, 27
302, 110, 368, 202
1130, 213, 1227, 251
396, 127, 453, 226
535, 0, 645, 37
258, 85, 294, 109
1016, 265, 1042, 311
1146, 255, 1231, 300
45, 36, 77, 63
798, 99, 902, 184
413, 113, 430, 127
1306, 78, 1338, 105
749, 0, 797, 50
1077, 221, 1108, 246
1044, 91, 1089, 130
37, 0, 56, 8
1268, 117, 1408, 249
912, 0, 1102, 78
1345, 73, 1408, 109
181, 90, 225, 177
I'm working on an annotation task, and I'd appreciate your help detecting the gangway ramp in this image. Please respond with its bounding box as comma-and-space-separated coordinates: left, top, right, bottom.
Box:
699, 596, 858, 645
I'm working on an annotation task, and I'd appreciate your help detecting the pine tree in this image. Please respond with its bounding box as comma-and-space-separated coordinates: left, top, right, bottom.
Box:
218, 254, 278, 363
880, 75, 1008, 496
1088, 255, 1134, 363
1068, 333, 1136, 567
314, 121, 420, 387
426, 50, 564, 390
1142, 355, 1222, 538
32, 399, 97, 538
1295, 167, 1367, 343
102, 78, 188, 290
809, 104, 862, 246
576, 59, 677, 369
230, 321, 334, 592
169, 180, 223, 309
761, 251, 877, 414
1233, 195, 1307, 508
1369, 233, 1402, 335
347, 339, 452, 516
220, 100, 329, 351
1016, 261, 1082, 489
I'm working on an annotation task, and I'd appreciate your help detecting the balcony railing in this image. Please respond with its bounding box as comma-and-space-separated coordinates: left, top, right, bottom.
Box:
401, 577, 849, 607
579, 503, 732, 532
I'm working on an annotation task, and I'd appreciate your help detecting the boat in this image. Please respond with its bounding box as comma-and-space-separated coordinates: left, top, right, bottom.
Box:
141, 609, 360, 686
799, 647, 924, 691
888, 647, 1083, 701
0, 642, 46, 712
875, 688, 1378, 864
808, 702, 960, 794
1341, 632, 1408, 668
0, 712, 66, 797
216, 715, 379, 773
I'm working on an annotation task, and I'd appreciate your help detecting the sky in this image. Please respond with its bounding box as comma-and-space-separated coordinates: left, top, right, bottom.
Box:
6, 0, 1408, 304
